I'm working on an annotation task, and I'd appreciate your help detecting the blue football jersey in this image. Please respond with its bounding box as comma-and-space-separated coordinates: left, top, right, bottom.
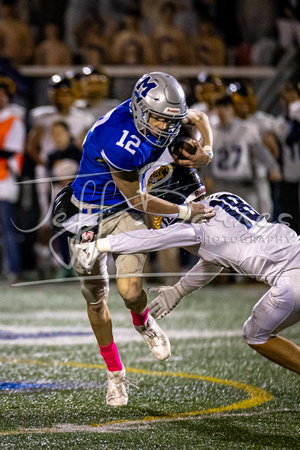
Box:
72, 100, 165, 206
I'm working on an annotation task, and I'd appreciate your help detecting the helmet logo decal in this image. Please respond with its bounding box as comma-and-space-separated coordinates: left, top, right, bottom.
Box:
148, 165, 171, 187
164, 107, 180, 114
136, 76, 157, 98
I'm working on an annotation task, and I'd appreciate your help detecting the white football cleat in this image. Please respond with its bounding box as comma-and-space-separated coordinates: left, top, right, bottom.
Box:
135, 314, 171, 361
106, 366, 128, 406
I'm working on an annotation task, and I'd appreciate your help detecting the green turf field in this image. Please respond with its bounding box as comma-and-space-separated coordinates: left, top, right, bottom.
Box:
0, 279, 299, 449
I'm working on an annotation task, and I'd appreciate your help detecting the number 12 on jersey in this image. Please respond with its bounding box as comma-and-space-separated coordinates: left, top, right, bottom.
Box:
116, 130, 141, 155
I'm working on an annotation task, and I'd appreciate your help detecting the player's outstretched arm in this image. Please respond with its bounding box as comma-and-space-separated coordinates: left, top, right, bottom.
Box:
149, 261, 223, 319
148, 284, 186, 319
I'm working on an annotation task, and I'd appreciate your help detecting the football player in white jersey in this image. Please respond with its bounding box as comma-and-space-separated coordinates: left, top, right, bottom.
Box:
190, 72, 226, 128
28, 75, 95, 165
227, 80, 287, 220
205, 95, 281, 214
234, 81, 300, 233
69, 66, 121, 121
79, 165, 300, 375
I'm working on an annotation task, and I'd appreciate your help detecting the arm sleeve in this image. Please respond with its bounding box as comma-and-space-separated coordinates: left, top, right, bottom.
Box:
178, 259, 223, 295
103, 223, 199, 254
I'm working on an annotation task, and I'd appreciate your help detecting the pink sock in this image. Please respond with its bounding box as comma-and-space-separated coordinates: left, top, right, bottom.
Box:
131, 307, 149, 326
99, 340, 123, 372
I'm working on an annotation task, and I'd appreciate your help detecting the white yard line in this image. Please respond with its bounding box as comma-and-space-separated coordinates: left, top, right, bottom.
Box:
0, 325, 241, 346
0, 310, 209, 321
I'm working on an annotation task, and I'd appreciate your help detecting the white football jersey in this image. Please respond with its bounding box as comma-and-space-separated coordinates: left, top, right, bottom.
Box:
74, 98, 121, 121
29, 105, 95, 162
247, 111, 300, 182
249, 110, 288, 136
106, 192, 300, 287
211, 119, 260, 181
288, 99, 300, 122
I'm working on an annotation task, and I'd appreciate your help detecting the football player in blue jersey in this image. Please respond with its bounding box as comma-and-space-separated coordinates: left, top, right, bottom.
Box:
55, 71, 215, 406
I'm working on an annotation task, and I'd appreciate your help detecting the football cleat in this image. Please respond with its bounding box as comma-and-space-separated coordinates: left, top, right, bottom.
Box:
135, 314, 171, 360
106, 366, 128, 406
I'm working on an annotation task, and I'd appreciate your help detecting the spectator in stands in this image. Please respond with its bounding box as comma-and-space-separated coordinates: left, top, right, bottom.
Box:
152, 1, 191, 65
227, 80, 283, 218
0, 73, 25, 284
234, 0, 278, 66
74, 16, 109, 66
47, 120, 82, 277
0, 57, 29, 109
47, 121, 82, 195
190, 73, 226, 127
155, 36, 182, 65
236, 0, 277, 45
192, 15, 226, 66
141, 0, 198, 37
0, 0, 35, 65
111, 6, 154, 65
34, 21, 73, 66
276, 0, 300, 50
278, 82, 300, 234
64, 0, 136, 54
27, 75, 94, 278
71, 66, 120, 121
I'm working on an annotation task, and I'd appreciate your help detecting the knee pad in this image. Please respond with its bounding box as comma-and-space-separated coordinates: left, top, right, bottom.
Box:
242, 318, 253, 344
242, 316, 271, 345
81, 279, 109, 308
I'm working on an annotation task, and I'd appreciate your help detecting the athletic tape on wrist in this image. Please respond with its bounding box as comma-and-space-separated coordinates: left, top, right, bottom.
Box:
178, 204, 191, 220
95, 237, 111, 252
203, 145, 214, 166
175, 282, 186, 297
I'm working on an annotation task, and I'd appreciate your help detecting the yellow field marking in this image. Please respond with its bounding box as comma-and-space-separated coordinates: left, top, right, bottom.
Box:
0, 357, 273, 435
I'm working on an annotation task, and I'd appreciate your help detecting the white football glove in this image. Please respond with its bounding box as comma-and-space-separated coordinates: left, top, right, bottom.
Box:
75, 240, 100, 272
148, 283, 185, 319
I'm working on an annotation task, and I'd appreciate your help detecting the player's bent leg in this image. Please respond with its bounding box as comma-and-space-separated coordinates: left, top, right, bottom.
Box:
82, 278, 113, 346
117, 276, 171, 361
70, 239, 113, 346
248, 337, 300, 375
242, 269, 300, 374
117, 276, 146, 313
134, 314, 171, 361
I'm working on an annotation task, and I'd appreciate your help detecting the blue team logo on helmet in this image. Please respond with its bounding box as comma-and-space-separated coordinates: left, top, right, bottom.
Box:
135, 75, 158, 99
130, 72, 187, 148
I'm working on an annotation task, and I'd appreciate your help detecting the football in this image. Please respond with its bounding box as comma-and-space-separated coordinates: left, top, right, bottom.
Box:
169, 124, 202, 160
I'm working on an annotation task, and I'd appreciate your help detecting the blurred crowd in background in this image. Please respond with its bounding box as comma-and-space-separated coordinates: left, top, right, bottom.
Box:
0, 0, 299, 68
1, 0, 300, 284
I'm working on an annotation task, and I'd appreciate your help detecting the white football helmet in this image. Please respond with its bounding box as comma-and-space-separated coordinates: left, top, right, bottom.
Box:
130, 72, 187, 147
